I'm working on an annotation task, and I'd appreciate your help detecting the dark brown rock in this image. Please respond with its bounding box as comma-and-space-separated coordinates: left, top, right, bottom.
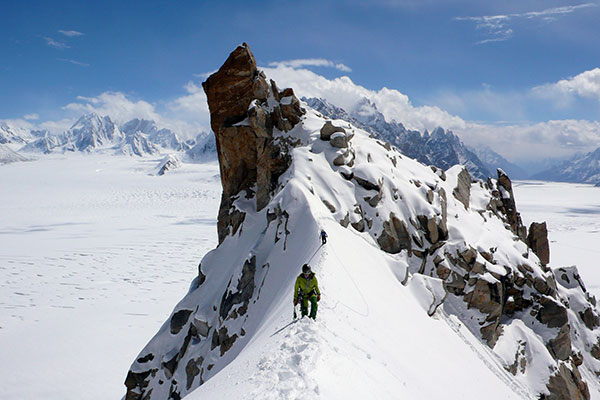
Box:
537, 296, 568, 328
320, 121, 346, 140
528, 222, 550, 266
463, 278, 504, 346
185, 358, 202, 390
452, 167, 471, 209
545, 363, 590, 400
170, 309, 193, 335
495, 169, 526, 237
377, 213, 411, 254
547, 324, 572, 361
330, 132, 348, 148
579, 307, 600, 330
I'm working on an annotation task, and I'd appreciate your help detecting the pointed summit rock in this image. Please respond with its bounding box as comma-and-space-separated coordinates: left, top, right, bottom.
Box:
203, 43, 304, 243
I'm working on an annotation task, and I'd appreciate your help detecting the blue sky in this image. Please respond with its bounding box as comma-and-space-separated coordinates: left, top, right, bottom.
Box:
2, 0, 600, 162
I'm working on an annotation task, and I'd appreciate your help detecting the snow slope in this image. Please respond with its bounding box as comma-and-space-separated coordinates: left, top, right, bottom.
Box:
0, 143, 30, 164
126, 93, 600, 399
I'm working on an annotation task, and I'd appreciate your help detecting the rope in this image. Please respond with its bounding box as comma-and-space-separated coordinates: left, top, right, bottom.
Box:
320, 244, 370, 317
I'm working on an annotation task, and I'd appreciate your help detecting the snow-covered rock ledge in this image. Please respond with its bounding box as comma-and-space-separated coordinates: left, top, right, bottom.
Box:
124, 44, 600, 400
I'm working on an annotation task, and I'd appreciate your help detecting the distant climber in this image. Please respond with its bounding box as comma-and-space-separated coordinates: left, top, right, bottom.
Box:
320, 229, 328, 245
294, 264, 320, 319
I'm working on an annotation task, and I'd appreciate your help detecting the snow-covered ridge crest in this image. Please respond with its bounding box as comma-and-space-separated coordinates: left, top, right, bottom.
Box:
125, 44, 600, 400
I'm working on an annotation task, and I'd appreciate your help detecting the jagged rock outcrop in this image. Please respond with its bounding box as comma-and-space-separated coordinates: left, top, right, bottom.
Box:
528, 222, 550, 266
202, 43, 304, 243
156, 154, 182, 176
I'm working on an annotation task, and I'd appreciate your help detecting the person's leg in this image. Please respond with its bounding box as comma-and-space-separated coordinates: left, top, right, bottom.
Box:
309, 295, 318, 319
301, 297, 309, 317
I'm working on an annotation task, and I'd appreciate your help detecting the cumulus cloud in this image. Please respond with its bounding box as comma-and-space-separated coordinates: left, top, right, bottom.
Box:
461, 120, 600, 162
44, 36, 69, 49
62, 88, 210, 138
38, 118, 77, 134
58, 30, 84, 37
165, 81, 211, 133
63, 92, 161, 123
23, 113, 39, 120
456, 3, 596, 44
268, 59, 352, 73
262, 64, 465, 132
532, 68, 600, 104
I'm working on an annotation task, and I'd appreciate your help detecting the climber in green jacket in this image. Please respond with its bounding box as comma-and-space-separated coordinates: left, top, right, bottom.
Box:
294, 264, 321, 319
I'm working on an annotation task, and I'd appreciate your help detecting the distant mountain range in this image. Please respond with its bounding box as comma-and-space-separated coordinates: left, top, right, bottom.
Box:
5, 105, 600, 186
533, 147, 600, 185
470, 145, 529, 180
0, 113, 215, 163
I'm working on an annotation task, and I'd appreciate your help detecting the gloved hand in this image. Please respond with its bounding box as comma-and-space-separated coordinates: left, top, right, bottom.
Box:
317, 294, 321, 302
293, 298, 298, 306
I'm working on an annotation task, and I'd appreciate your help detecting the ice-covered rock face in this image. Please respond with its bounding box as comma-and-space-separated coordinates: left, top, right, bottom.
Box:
0, 123, 33, 145
156, 154, 182, 176
68, 113, 123, 152
125, 45, 600, 400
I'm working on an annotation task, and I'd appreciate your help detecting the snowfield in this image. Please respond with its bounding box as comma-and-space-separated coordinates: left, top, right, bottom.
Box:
514, 181, 600, 299
0, 154, 220, 400
1, 154, 600, 399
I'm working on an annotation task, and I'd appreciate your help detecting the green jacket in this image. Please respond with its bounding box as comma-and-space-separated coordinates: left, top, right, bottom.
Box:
294, 273, 320, 301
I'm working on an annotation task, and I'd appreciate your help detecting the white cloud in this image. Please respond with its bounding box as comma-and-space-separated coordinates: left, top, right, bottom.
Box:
44, 37, 69, 49
532, 68, 600, 104
38, 118, 77, 134
63, 92, 162, 124
62, 89, 210, 138
193, 71, 217, 80
456, 3, 596, 44
262, 64, 464, 132
461, 120, 600, 162
58, 58, 90, 67
23, 114, 39, 120
166, 81, 211, 133
268, 59, 352, 73
58, 30, 84, 37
